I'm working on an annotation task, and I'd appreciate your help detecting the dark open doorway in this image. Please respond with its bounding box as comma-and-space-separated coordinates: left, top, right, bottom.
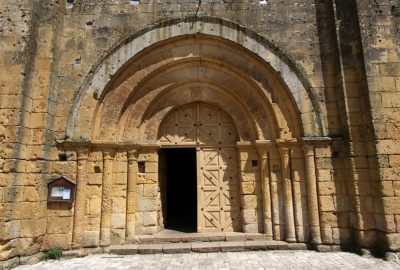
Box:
160, 148, 197, 232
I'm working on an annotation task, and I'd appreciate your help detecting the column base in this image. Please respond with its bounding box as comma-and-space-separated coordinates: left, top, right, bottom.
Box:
286, 237, 297, 243
100, 228, 111, 247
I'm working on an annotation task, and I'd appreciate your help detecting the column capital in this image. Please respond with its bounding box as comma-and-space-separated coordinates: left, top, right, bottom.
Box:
255, 140, 271, 159
276, 139, 298, 147
302, 144, 315, 156
102, 149, 115, 160
127, 148, 140, 161
278, 145, 290, 162
76, 148, 90, 160
257, 149, 268, 160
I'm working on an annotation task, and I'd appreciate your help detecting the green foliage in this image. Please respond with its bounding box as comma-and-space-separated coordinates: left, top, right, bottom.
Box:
42, 248, 63, 260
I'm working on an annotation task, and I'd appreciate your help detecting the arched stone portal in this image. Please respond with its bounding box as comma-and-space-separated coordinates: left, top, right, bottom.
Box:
61, 18, 326, 249
157, 102, 242, 233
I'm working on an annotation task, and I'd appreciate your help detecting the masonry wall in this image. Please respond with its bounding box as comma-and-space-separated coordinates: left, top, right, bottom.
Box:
0, 0, 63, 261
356, 0, 400, 250
1, 0, 400, 263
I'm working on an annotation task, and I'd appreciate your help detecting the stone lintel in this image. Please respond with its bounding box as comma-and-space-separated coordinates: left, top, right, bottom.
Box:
55, 140, 150, 150
299, 136, 342, 145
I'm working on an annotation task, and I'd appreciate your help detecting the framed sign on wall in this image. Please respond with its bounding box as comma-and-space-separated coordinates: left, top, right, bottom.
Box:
47, 176, 76, 203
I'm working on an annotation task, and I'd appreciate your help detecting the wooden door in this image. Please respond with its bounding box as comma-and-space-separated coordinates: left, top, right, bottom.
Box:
158, 102, 241, 232
197, 147, 241, 232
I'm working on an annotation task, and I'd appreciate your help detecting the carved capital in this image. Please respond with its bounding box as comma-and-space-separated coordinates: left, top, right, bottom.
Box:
102, 149, 115, 160
302, 144, 315, 157
76, 148, 89, 160
255, 140, 271, 160
127, 148, 140, 161
257, 148, 268, 160
278, 146, 290, 166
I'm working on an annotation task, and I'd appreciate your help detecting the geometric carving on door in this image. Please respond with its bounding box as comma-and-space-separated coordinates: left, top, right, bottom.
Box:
197, 147, 241, 232
158, 102, 241, 232
158, 102, 238, 145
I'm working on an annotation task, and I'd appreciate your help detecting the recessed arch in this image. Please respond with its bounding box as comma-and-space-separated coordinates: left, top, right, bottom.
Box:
67, 17, 326, 142
125, 81, 262, 143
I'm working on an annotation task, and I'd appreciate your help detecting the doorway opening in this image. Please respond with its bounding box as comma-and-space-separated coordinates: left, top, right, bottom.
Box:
160, 148, 197, 232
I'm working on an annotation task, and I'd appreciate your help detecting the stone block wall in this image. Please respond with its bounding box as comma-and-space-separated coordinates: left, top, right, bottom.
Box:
1, 0, 400, 264
356, 0, 400, 251
238, 146, 263, 233
136, 150, 161, 235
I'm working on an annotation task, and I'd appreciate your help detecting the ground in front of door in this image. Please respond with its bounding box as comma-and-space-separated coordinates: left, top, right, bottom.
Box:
14, 251, 400, 270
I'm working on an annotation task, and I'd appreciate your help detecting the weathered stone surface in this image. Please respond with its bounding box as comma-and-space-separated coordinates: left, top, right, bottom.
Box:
19, 253, 43, 265
162, 243, 191, 254
143, 212, 157, 227
83, 231, 99, 248
191, 242, 220, 253
137, 244, 163, 254
245, 240, 267, 251
62, 249, 85, 258
0, 256, 19, 270
110, 245, 139, 255
10, 251, 400, 269
41, 234, 72, 250
1, 0, 400, 260
219, 241, 245, 252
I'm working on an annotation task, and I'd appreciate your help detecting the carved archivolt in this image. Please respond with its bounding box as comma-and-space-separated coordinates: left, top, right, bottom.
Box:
67, 19, 325, 143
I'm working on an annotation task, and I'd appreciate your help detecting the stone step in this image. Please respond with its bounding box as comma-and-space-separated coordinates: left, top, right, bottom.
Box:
110, 241, 308, 255
129, 232, 267, 244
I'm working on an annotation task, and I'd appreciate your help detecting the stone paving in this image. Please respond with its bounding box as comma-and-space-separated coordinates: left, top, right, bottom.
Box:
14, 251, 400, 270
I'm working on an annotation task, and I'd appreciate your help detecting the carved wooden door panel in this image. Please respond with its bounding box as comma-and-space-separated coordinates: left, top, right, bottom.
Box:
158, 102, 238, 145
158, 102, 241, 232
198, 103, 238, 145
197, 147, 241, 232
158, 105, 197, 145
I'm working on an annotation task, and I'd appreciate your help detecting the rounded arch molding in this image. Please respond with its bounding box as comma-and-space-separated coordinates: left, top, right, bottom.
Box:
67, 16, 326, 142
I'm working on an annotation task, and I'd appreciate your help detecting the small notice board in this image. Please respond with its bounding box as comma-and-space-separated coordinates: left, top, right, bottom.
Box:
47, 176, 76, 203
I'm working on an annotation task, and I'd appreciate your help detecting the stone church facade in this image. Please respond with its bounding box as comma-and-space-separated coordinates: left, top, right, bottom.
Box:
1, 0, 400, 262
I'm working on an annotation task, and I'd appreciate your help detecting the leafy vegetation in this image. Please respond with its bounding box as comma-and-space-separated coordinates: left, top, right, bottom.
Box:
42, 248, 62, 260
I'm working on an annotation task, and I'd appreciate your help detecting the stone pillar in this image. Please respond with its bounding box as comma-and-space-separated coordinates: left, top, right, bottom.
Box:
302, 144, 322, 244
237, 143, 259, 233
72, 148, 89, 248
126, 148, 139, 241
290, 147, 305, 242
279, 146, 296, 242
256, 142, 273, 240
268, 147, 282, 240
100, 149, 114, 246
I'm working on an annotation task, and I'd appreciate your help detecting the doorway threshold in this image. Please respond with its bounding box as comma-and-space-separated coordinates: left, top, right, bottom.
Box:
134, 229, 266, 244
112, 232, 309, 255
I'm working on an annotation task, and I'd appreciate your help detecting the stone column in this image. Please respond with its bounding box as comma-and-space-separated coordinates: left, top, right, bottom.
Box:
302, 144, 322, 244
279, 146, 296, 242
268, 147, 281, 240
290, 147, 305, 242
256, 143, 273, 240
126, 148, 139, 241
72, 148, 89, 248
100, 149, 114, 246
